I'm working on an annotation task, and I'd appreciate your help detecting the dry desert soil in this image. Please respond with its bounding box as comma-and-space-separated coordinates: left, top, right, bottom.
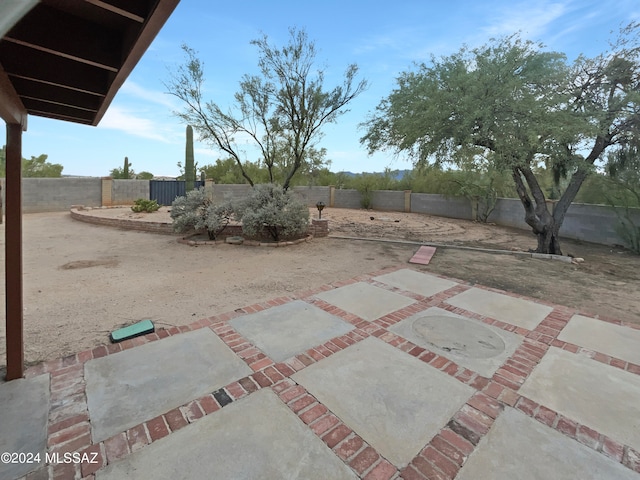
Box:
1, 207, 638, 373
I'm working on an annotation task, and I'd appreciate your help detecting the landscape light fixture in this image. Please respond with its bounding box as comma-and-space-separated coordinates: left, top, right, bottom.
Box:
316, 201, 325, 219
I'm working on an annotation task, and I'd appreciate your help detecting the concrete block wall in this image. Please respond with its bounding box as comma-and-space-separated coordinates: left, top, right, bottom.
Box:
561, 203, 640, 246
371, 190, 406, 211
112, 180, 149, 205
486, 198, 528, 229
20, 177, 102, 213
482, 197, 640, 247
292, 185, 331, 206
333, 189, 362, 209
211, 184, 252, 204
411, 193, 473, 220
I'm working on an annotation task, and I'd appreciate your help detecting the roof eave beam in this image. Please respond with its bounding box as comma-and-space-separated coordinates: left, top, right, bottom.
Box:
93, 0, 180, 125
0, 63, 27, 130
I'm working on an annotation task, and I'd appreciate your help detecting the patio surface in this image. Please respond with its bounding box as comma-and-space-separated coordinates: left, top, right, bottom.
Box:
2, 266, 640, 480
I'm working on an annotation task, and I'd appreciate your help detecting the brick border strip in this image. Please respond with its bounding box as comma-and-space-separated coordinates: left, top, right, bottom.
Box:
274, 378, 399, 479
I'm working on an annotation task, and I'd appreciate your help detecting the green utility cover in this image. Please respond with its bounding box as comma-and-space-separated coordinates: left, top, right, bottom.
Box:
110, 319, 155, 343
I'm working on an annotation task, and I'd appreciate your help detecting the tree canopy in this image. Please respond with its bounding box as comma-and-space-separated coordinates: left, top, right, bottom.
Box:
0, 147, 63, 177
166, 27, 367, 190
361, 25, 640, 254
109, 166, 136, 179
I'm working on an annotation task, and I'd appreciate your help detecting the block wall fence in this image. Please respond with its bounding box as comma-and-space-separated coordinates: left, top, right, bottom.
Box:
0, 178, 638, 248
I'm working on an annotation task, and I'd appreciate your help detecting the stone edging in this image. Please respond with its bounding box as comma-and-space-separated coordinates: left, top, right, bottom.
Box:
177, 233, 314, 247
328, 234, 574, 263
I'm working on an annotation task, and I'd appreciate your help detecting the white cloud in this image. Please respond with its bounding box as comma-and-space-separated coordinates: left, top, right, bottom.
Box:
98, 106, 172, 143
194, 148, 217, 157
120, 80, 176, 109
353, 27, 451, 61
481, 1, 569, 39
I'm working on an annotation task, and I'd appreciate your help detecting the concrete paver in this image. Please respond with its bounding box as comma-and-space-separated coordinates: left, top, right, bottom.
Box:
389, 307, 523, 377
519, 346, 640, 451
446, 287, 553, 330
315, 282, 415, 321
292, 337, 475, 467
373, 268, 457, 297
85, 329, 252, 443
96, 388, 356, 480
457, 407, 639, 480
229, 300, 354, 362
558, 314, 640, 365
0, 375, 49, 479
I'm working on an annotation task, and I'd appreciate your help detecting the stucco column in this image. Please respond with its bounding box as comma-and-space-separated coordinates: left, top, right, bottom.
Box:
101, 177, 113, 206
404, 190, 412, 213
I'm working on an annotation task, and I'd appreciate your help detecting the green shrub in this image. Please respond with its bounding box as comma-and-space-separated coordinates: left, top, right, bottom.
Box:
235, 184, 309, 241
170, 187, 234, 240
170, 187, 208, 233
203, 201, 235, 239
351, 174, 378, 209
131, 198, 160, 213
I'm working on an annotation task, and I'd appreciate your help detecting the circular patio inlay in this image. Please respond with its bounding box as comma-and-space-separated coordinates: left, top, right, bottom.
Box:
411, 315, 505, 359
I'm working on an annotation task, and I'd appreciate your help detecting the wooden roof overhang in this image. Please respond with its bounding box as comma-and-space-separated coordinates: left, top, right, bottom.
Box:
0, 0, 180, 380
0, 0, 180, 128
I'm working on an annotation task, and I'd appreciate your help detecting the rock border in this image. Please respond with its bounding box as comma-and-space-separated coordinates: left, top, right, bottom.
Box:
177, 232, 314, 248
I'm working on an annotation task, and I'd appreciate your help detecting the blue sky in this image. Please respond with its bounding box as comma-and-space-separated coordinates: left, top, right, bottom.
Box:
21, 0, 639, 177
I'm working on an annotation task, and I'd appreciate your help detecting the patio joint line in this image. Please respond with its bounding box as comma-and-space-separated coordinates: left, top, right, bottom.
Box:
272, 378, 399, 479
510, 393, 640, 474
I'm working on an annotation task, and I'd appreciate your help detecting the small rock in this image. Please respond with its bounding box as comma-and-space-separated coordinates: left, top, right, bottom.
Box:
574, 257, 585, 263
370, 216, 375, 220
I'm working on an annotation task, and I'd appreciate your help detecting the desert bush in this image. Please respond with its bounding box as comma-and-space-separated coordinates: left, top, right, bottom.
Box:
203, 201, 235, 239
170, 187, 234, 239
170, 187, 208, 233
131, 198, 160, 213
235, 183, 309, 241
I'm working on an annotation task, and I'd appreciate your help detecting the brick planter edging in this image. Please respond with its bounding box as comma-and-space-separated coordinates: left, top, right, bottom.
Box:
71, 207, 326, 243
70, 207, 175, 235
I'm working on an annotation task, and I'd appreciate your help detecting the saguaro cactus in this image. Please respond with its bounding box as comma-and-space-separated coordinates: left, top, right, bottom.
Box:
185, 125, 195, 192
123, 156, 130, 179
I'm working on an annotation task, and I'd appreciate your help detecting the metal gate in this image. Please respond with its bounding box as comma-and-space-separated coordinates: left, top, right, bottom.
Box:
149, 180, 205, 206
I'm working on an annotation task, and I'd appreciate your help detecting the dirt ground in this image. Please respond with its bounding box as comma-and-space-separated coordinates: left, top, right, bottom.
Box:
1, 208, 638, 372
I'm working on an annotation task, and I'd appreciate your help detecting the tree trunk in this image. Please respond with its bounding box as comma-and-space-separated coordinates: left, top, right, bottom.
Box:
511, 166, 563, 255
282, 157, 302, 191
535, 224, 562, 255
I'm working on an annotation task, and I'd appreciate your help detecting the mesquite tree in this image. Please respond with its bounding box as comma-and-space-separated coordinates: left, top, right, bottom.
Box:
361, 25, 640, 254
165, 27, 367, 190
